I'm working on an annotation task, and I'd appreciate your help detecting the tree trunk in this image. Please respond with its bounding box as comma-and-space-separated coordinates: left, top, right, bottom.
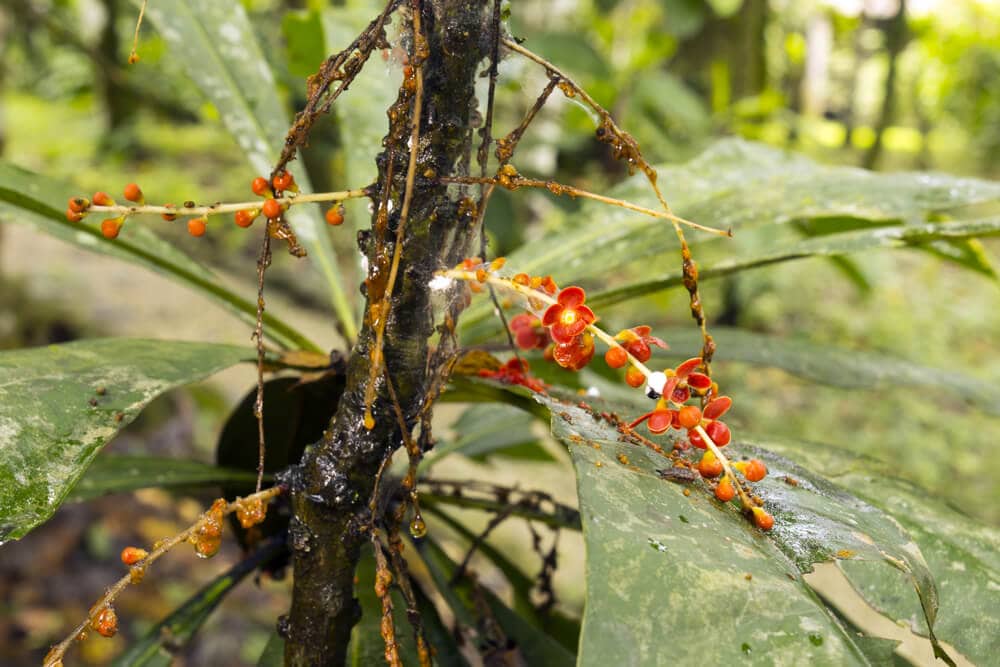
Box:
283, 2, 492, 664
863, 0, 908, 170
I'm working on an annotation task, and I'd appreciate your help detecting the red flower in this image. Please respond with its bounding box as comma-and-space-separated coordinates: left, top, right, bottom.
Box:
509, 313, 549, 350
688, 395, 733, 449
614, 325, 668, 363
661, 357, 712, 405
552, 332, 595, 371
542, 286, 596, 344
478, 358, 547, 393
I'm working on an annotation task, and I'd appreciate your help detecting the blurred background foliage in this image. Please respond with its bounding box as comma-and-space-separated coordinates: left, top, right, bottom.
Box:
0, 0, 998, 664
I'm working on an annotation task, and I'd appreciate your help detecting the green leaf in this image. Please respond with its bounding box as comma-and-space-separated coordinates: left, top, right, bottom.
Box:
649, 326, 1000, 416
415, 537, 576, 666
520, 389, 952, 665
139, 0, 357, 339
0, 339, 249, 542
421, 404, 555, 471
0, 161, 316, 351
256, 632, 284, 667
68, 455, 260, 501
585, 217, 1000, 312
755, 437, 1000, 666
282, 10, 326, 78
114, 540, 285, 666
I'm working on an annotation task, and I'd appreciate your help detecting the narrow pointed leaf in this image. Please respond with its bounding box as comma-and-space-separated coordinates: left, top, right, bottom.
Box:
69, 455, 260, 501
0, 339, 250, 542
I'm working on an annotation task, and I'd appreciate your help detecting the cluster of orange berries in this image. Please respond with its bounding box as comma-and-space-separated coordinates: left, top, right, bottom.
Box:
65, 172, 346, 241
456, 261, 777, 530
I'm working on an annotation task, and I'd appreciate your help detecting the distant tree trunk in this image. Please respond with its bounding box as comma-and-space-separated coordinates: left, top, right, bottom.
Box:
863, 0, 908, 170
97, 0, 136, 133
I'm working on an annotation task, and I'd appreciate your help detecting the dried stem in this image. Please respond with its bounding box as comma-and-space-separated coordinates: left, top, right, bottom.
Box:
252, 230, 273, 493
443, 174, 730, 237
43, 487, 283, 667
128, 0, 147, 64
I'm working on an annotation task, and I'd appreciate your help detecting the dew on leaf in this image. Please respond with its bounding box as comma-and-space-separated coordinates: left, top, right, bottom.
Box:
809, 633, 823, 646
678, 515, 689, 524
741, 643, 751, 654
647, 537, 668, 553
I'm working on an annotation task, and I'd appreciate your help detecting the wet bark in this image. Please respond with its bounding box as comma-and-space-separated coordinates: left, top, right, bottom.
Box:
284, 2, 492, 665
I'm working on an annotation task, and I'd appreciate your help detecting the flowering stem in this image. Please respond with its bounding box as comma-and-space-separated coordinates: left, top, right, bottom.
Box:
43, 486, 283, 667
694, 424, 752, 510
88, 188, 370, 218
440, 269, 655, 379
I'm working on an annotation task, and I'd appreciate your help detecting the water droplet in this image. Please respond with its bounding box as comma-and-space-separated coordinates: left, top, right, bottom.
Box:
809, 634, 823, 646
678, 515, 689, 524
741, 643, 751, 654
409, 516, 427, 539
647, 537, 668, 553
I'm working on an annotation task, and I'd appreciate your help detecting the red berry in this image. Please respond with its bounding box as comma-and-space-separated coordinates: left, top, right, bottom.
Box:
272, 171, 295, 192
744, 459, 767, 482
187, 217, 207, 237
161, 204, 178, 221
625, 365, 645, 388
698, 452, 723, 478
92, 191, 114, 206
234, 209, 258, 228
325, 205, 345, 226
92, 606, 118, 638
123, 183, 143, 203
752, 506, 774, 531
101, 218, 123, 239
262, 198, 282, 220
68, 197, 90, 213
715, 476, 736, 502
706, 420, 731, 447
677, 405, 702, 430
66, 208, 84, 222
120, 546, 148, 565
251, 177, 270, 196
604, 346, 628, 369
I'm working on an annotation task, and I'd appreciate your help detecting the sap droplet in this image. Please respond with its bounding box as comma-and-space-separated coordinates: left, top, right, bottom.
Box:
808, 634, 823, 646
409, 516, 427, 539
741, 643, 751, 655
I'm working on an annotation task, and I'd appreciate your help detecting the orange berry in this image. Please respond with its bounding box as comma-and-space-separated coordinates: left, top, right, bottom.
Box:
625, 365, 645, 388
123, 182, 143, 203
92, 606, 117, 638
744, 459, 767, 482
325, 205, 345, 226
66, 208, 84, 222
272, 171, 295, 192
161, 204, 178, 221
92, 191, 114, 206
101, 218, 123, 239
698, 451, 723, 478
187, 217, 207, 237
234, 209, 258, 228
604, 346, 628, 369
68, 197, 90, 213
251, 176, 270, 196
715, 476, 736, 502
262, 198, 282, 220
751, 506, 774, 531
677, 405, 702, 430
512, 272, 531, 286
120, 546, 148, 565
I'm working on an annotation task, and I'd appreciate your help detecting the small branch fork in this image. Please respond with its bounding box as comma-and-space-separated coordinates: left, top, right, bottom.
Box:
43, 487, 284, 667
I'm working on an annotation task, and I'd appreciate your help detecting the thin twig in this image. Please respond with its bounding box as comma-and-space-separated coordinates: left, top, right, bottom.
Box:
43, 487, 283, 667
85, 188, 369, 218
252, 229, 272, 493
128, 0, 147, 64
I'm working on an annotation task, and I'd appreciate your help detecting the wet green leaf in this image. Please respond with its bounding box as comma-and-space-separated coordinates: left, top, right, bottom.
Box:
757, 438, 1000, 666
114, 540, 284, 666
517, 389, 952, 665
0, 161, 315, 351
650, 326, 1000, 416
0, 339, 249, 542
69, 455, 260, 501
139, 0, 357, 339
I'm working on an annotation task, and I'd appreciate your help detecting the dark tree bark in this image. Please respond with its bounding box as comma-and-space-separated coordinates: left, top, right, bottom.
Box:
283, 2, 492, 664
